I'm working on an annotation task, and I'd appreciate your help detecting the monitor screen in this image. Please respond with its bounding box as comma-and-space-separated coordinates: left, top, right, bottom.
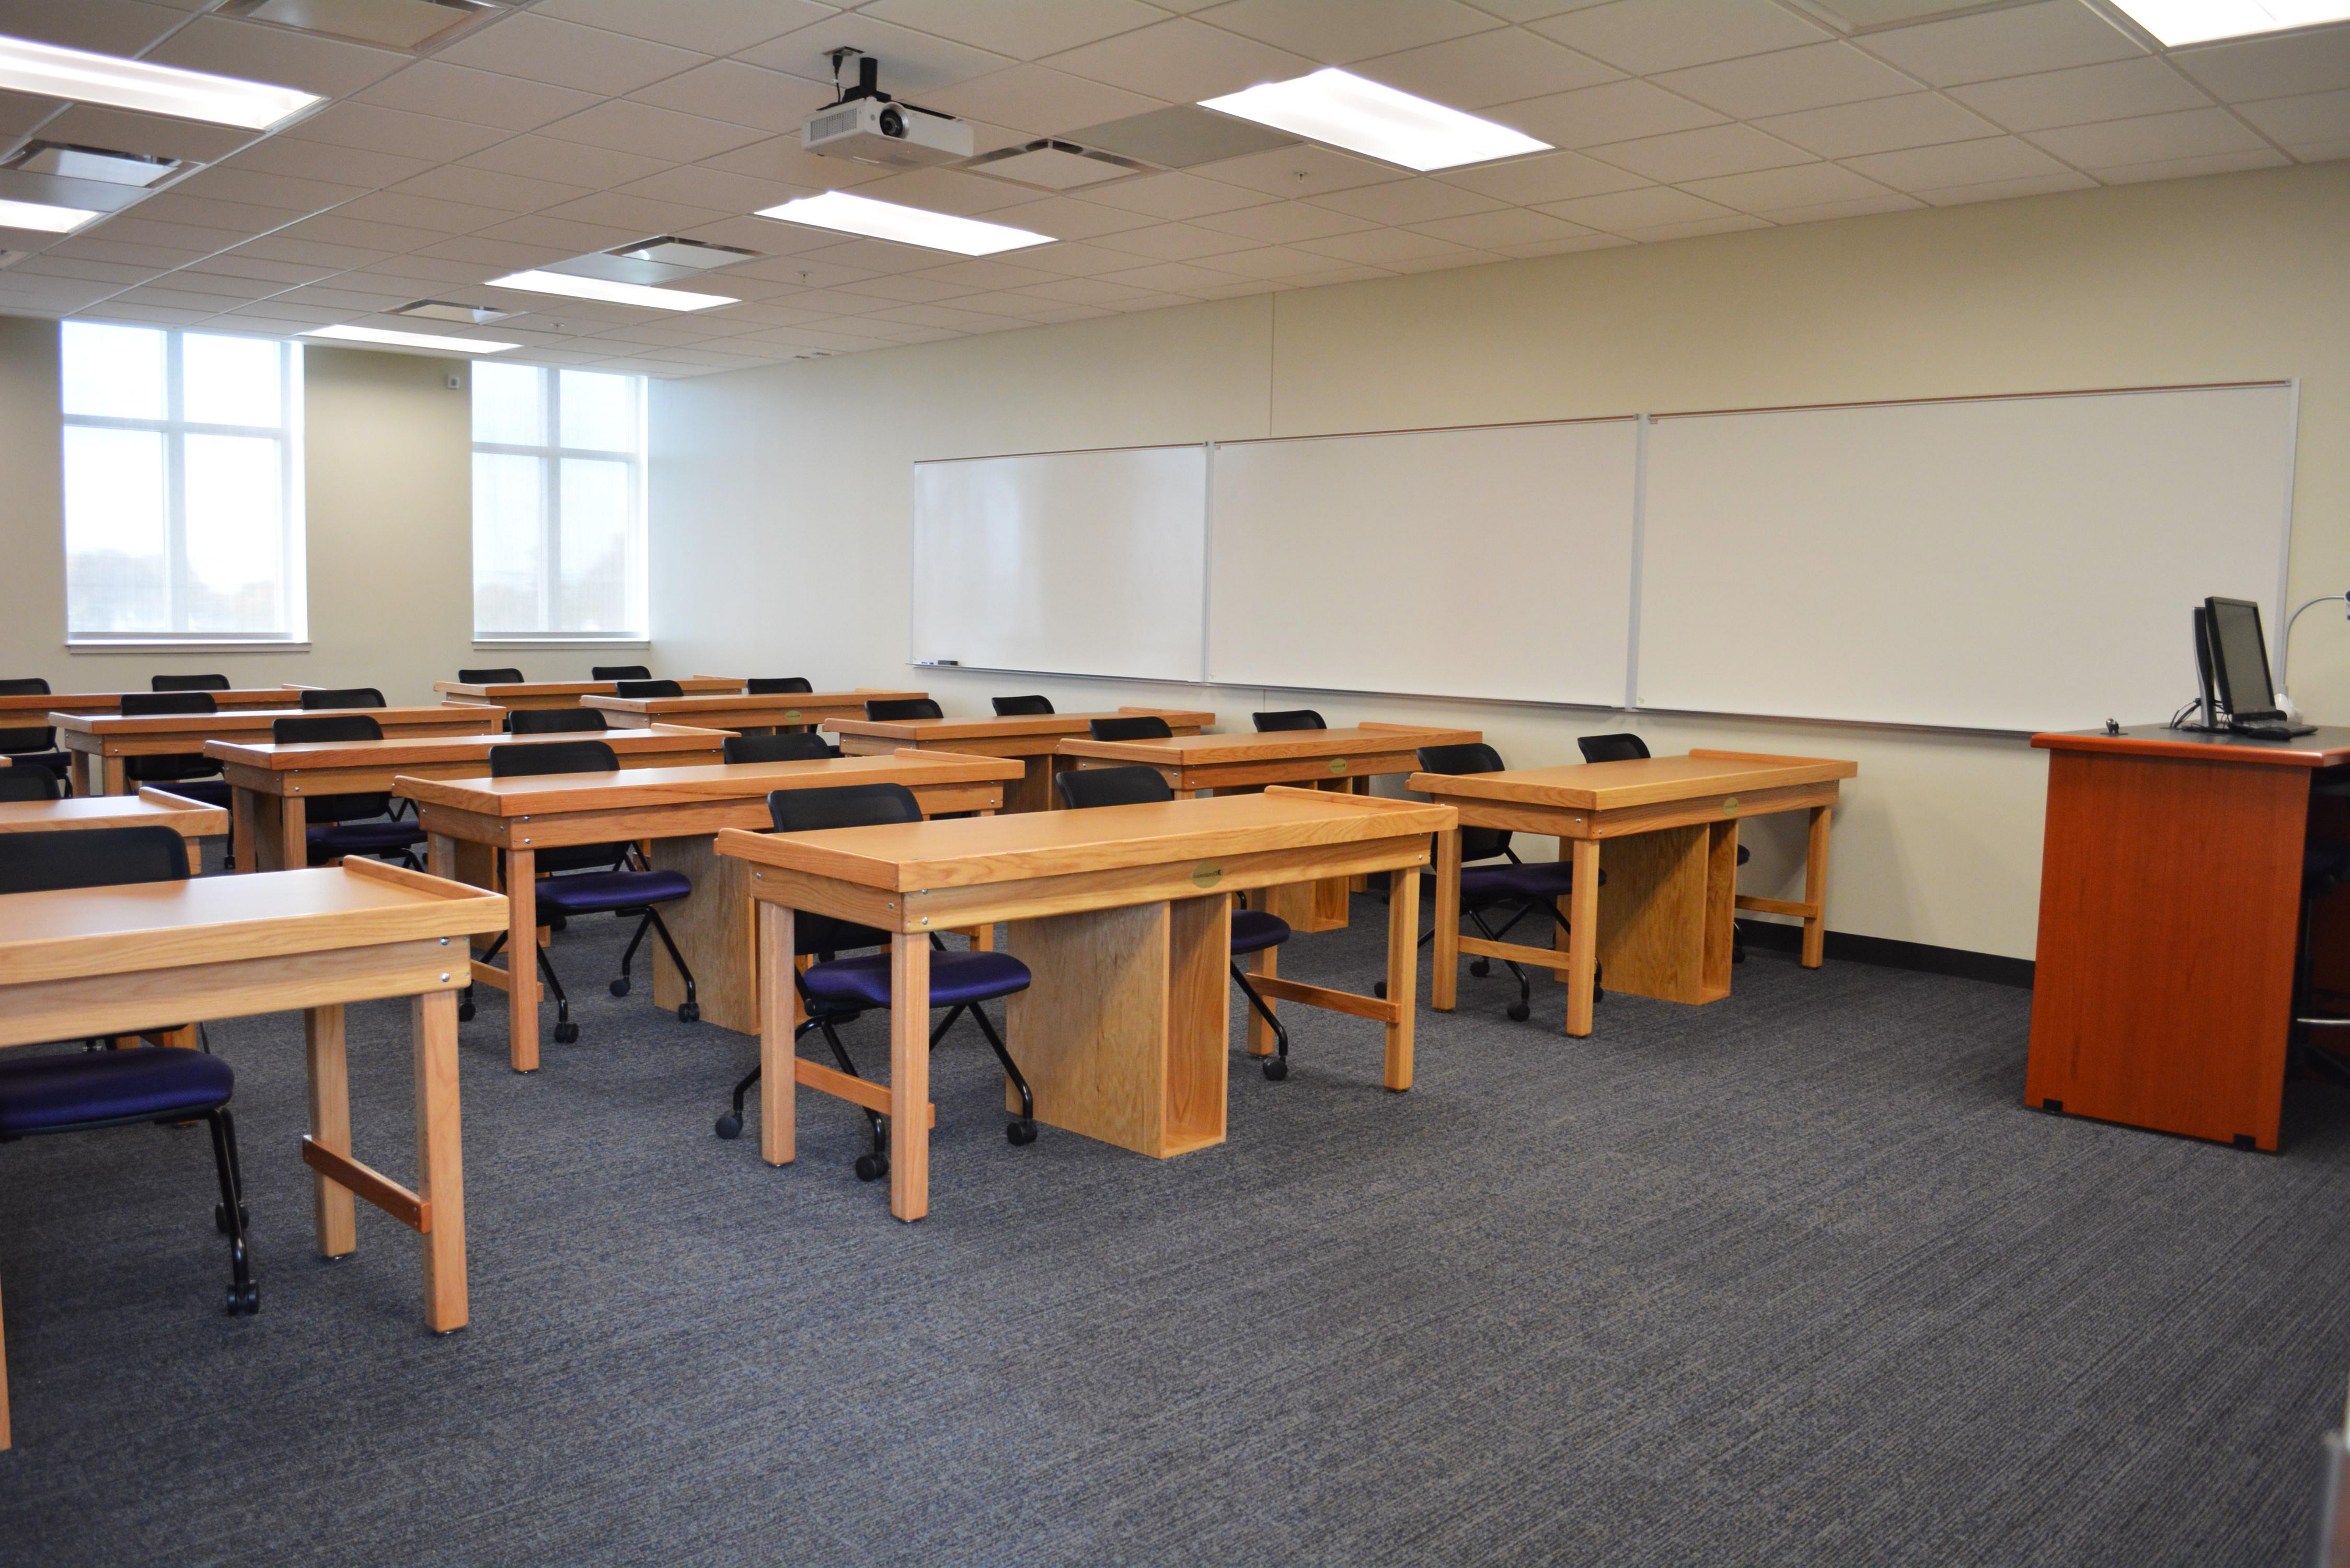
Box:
2206, 596, 2278, 720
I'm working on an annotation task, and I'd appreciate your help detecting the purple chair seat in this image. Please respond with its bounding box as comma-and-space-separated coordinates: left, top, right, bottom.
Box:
0, 1047, 234, 1136
534, 869, 690, 916
802, 950, 1030, 1012
309, 820, 427, 856
1455, 859, 1580, 903
1230, 908, 1290, 956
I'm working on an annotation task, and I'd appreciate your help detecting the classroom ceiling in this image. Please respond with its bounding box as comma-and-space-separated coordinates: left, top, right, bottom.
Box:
0, 0, 2342, 377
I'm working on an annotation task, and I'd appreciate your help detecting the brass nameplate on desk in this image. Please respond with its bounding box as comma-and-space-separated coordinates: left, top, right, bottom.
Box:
785, 710, 801, 720
1192, 864, 1223, 889
1721, 795, 1740, 814
1328, 757, 1347, 774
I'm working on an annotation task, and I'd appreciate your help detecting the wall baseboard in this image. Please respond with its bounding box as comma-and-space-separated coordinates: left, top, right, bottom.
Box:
1738, 919, 2034, 989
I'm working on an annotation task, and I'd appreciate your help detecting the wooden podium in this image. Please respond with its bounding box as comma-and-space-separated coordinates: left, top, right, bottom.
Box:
2026, 725, 2350, 1151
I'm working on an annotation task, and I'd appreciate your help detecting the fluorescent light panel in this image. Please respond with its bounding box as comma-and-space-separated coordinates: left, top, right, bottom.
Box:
486, 269, 735, 312
755, 191, 1052, 256
2106, 0, 2350, 43
304, 324, 518, 354
0, 34, 319, 131
1200, 68, 1550, 172
0, 197, 101, 233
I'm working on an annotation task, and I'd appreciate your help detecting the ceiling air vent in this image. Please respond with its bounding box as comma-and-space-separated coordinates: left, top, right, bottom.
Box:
4, 142, 183, 187
547, 236, 764, 289
394, 299, 519, 325
219, 0, 509, 51
966, 140, 1151, 191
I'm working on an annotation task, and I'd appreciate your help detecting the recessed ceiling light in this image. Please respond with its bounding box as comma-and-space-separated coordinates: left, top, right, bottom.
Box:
0, 197, 103, 233
755, 191, 1053, 257
2105, 0, 2350, 44
1200, 68, 1550, 172
303, 324, 519, 354
485, 269, 736, 312
0, 35, 319, 132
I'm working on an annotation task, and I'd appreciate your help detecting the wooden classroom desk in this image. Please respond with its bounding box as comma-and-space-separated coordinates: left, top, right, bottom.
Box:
1056, 723, 1478, 933
0, 859, 506, 1450
0, 787, 226, 874
2026, 725, 2350, 1152
832, 708, 1217, 815
0, 687, 301, 723
716, 787, 1450, 1223
1407, 751, 1856, 1037
56, 706, 500, 798
434, 676, 743, 712
581, 688, 927, 736
206, 724, 731, 876
397, 751, 1021, 1072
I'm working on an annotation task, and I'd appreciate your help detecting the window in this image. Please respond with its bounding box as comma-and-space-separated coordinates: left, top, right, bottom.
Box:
470, 362, 647, 641
61, 322, 305, 643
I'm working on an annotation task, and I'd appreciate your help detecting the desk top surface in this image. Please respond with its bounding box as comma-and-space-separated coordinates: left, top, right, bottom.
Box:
1409, 750, 1857, 810
0, 788, 226, 835
57, 705, 493, 736
832, 708, 1216, 742
2033, 725, 2350, 767
581, 688, 925, 715
0, 687, 304, 716
397, 751, 1024, 817
434, 676, 742, 699
205, 723, 724, 770
1058, 723, 1477, 765
717, 787, 1453, 891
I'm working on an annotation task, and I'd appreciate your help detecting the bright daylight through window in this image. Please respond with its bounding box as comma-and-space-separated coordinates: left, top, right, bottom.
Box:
470, 361, 647, 641
60, 321, 305, 643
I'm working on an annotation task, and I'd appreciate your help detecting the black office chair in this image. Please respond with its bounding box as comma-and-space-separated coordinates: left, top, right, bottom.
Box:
1253, 710, 1326, 731
1054, 765, 1298, 1080
992, 695, 1053, 716
866, 698, 942, 721
0, 677, 73, 790
1578, 733, 1748, 962
614, 679, 682, 698
118, 691, 232, 806
1088, 715, 1172, 742
591, 665, 650, 682
0, 825, 254, 1314
747, 677, 814, 695
460, 739, 698, 1045
299, 687, 384, 709
714, 783, 1036, 1177
0, 768, 63, 801
508, 709, 606, 735
457, 667, 523, 684
152, 674, 229, 691
724, 732, 832, 764
1413, 742, 1598, 1022
271, 715, 425, 869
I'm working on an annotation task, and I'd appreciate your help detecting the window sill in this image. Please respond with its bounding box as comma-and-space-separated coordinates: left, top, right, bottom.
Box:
68, 640, 312, 654
471, 638, 650, 650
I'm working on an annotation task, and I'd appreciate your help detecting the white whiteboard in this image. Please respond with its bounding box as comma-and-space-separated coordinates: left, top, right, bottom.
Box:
1206, 420, 1639, 705
911, 445, 1205, 682
1635, 385, 2296, 732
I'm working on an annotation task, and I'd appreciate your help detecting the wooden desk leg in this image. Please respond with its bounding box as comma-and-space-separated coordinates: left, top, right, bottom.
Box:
1385, 867, 1420, 1091
306, 1004, 356, 1259
100, 754, 126, 796
1801, 805, 1832, 969
278, 794, 307, 873
1566, 838, 1601, 1037
427, 832, 454, 880
231, 787, 259, 875
759, 902, 796, 1167
506, 848, 539, 1073
1246, 937, 1278, 1059
889, 933, 930, 1223
1432, 827, 1461, 1011
413, 989, 467, 1333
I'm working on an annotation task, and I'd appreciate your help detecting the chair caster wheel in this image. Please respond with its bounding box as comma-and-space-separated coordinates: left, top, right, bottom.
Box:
1373, 981, 1387, 999
1007, 1119, 1036, 1146
457, 1002, 475, 1022
609, 977, 630, 997
554, 1021, 579, 1044
1470, 959, 1491, 977
715, 1113, 742, 1140
678, 1002, 700, 1024
1263, 1056, 1288, 1081
548, 916, 567, 931
214, 1202, 250, 1235
1507, 1001, 1531, 1022
854, 1152, 889, 1182
225, 1283, 257, 1316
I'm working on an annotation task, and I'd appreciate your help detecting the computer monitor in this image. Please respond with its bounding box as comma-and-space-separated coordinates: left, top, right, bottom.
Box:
2205, 596, 2280, 722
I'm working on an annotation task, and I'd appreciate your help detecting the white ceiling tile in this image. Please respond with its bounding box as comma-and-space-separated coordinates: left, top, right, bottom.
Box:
536, 100, 769, 163
146, 16, 409, 98
1533, 183, 1736, 229
1677, 159, 1893, 212
1097, 259, 1254, 292
1003, 237, 1183, 273
1306, 177, 1506, 222
1353, 27, 1621, 109
1089, 220, 1260, 259
1405, 205, 1597, 247
1494, 231, 1631, 256
924, 289, 1052, 317
1530, 0, 1829, 75
1188, 243, 1347, 276
531, 0, 837, 55
1459, 0, 1598, 19
2092, 147, 2290, 183
1754, 191, 1925, 224
225, 234, 385, 270
1192, 143, 1408, 195
271, 213, 442, 252
1841, 133, 2073, 189
1284, 263, 1399, 284
1753, 93, 2001, 158
1042, 19, 1317, 102
49, 237, 214, 269
2236, 89, 2350, 144
921, 64, 1167, 136
191, 254, 346, 287
2169, 29, 2350, 103
612, 165, 802, 215
422, 232, 609, 270
168, 166, 368, 213
538, 192, 734, 237
1289, 225, 1485, 263
1435, 146, 1650, 200
283, 101, 513, 164
742, 15, 1018, 92
460, 135, 677, 190
1857, 1, 2141, 89
437, 13, 709, 96
775, 235, 940, 274
695, 134, 893, 190
1911, 169, 2096, 203
0, 0, 182, 55
42, 104, 260, 164
1011, 274, 1164, 303
2283, 135, 2350, 160
2025, 106, 2269, 169
1653, 42, 1919, 121
1489, 79, 1726, 147
332, 190, 512, 235
221, 137, 437, 191
1946, 57, 2214, 132
132, 194, 308, 235
1617, 212, 1769, 240
1025, 298, 1125, 316
1190, 199, 1379, 241
1194, 0, 1503, 63
355, 61, 605, 132
835, 272, 984, 304
863, 0, 1165, 60
390, 165, 594, 213
1585, 122, 1814, 181
855, 167, 1042, 215
1079, 171, 1278, 218
627, 61, 837, 134
977, 195, 1164, 239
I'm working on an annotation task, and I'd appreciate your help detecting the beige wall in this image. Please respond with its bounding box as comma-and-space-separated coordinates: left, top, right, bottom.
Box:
644, 162, 2340, 961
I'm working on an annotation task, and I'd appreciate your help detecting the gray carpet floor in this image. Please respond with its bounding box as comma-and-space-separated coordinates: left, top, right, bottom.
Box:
3, 888, 2347, 1566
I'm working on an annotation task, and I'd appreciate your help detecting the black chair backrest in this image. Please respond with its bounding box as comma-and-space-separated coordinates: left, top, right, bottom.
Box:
121, 690, 215, 716
0, 769, 62, 801
457, 666, 523, 684
1089, 715, 1171, 742
865, 698, 942, 722
301, 686, 385, 710
591, 665, 650, 682
1055, 765, 1173, 811
152, 674, 228, 691
508, 709, 606, 734
768, 781, 920, 834
992, 695, 1053, 716
1253, 710, 1326, 731
274, 714, 382, 745
615, 679, 682, 699
490, 740, 618, 778
747, 677, 813, 695
0, 823, 186, 894
1416, 742, 1513, 861
0, 677, 54, 753
725, 732, 832, 764
0, 678, 50, 696
1577, 733, 1651, 764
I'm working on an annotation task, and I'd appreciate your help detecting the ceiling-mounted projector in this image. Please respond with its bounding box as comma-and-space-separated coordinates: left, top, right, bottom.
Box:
802, 49, 972, 169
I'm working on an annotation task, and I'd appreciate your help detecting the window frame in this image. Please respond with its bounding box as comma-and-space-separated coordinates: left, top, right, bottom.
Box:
468, 363, 650, 646
60, 325, 308, 649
